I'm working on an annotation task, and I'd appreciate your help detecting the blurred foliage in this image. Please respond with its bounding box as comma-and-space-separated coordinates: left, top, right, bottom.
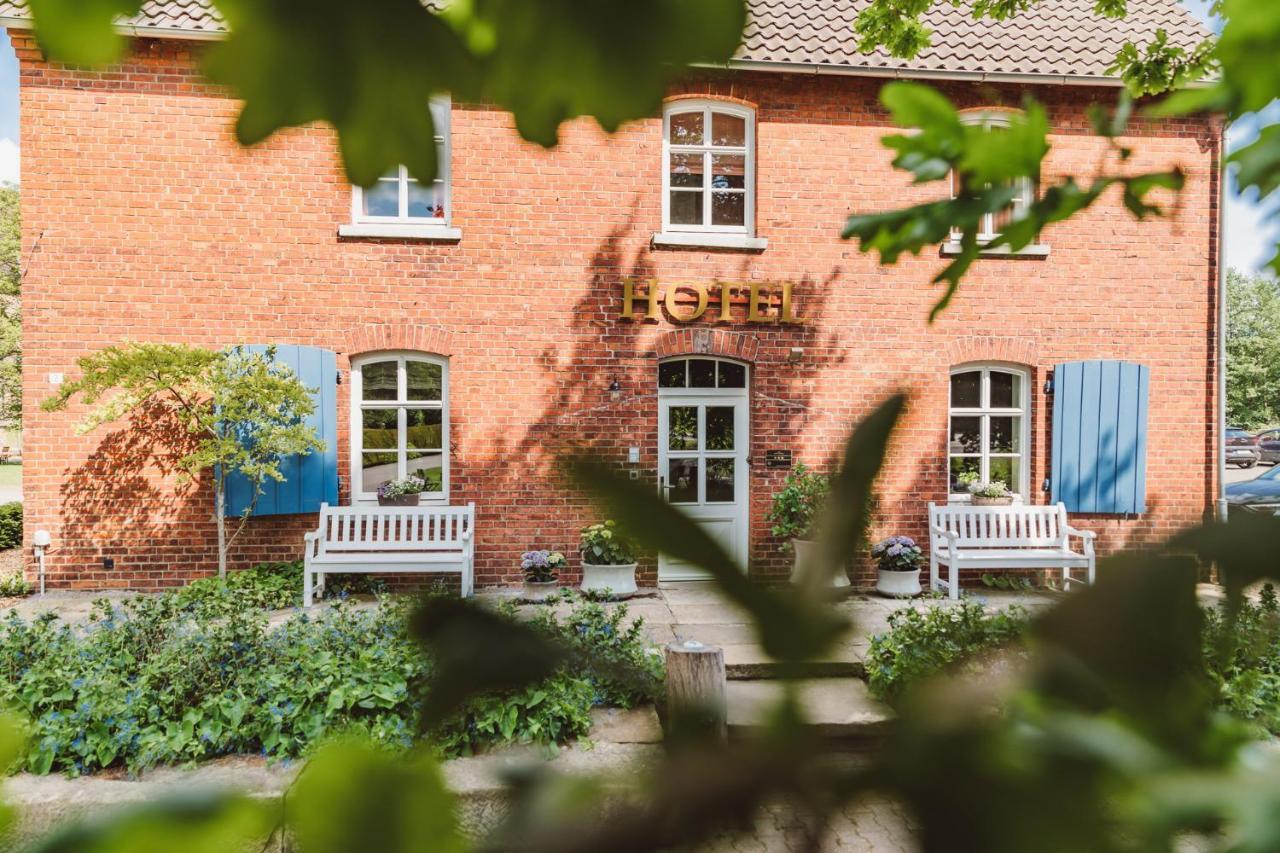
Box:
1226, 269, 1280, 429
0, 500, 21, 551
0, 184, 18, 429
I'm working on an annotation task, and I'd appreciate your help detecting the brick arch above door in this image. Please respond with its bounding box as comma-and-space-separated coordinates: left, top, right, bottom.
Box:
341, 323, 455, 361
653, 329, 759, 362
946, 336, 1039, 368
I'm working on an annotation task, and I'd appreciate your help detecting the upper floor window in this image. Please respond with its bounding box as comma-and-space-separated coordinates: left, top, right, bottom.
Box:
663, 100, 755, 235
343, 97, 457, 240
949, 364, 1030, 500
350, 352, 449, 503
951, 110, 1036, 242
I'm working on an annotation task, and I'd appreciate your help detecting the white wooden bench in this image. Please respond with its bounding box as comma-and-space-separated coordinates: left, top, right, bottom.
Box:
302, 503, 475, 607
928, 502, 1095, 600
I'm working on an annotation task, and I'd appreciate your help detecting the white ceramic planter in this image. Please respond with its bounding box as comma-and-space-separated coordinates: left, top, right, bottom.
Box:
580, 562, 638, 598
521, 579, 559, 602
876, 568, 922, 598
791, 538, 850, 588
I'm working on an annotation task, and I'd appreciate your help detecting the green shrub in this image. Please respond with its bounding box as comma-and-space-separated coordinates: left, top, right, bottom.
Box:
1204, 584, 1280, 735
0, 502, 21, 551
172, 560, 386, 617
0, 571, 31, 597
865, 601, 1030, 704
766, 464, 829, 542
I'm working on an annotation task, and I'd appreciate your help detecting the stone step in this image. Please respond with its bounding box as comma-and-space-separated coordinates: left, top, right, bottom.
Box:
725, 678, 891, 743
672, 623, 868, 681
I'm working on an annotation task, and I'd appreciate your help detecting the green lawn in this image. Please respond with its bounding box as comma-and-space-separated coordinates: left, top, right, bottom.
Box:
0, 464, 21, 491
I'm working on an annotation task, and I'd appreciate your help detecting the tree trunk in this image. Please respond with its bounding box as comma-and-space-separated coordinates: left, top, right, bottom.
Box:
214, 474, 227, 579
664, 641, 727, 744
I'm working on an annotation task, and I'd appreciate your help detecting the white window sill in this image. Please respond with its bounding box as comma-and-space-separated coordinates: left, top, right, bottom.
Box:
942, 242, 1050, 258
339, 223, 462, 242
948, 494, 1027, 505
651, 232, 768, 251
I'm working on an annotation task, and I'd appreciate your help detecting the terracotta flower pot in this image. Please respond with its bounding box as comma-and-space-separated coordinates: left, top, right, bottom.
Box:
580, 562, 638, 598
970, 495, 1014, 507
378, 493, 420, 507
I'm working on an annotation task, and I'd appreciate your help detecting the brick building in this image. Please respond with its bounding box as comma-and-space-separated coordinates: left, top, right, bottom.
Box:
2, 0, 1221, 590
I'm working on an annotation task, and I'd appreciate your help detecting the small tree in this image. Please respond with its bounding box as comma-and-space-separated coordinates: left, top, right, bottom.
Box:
43, 343, 324, 578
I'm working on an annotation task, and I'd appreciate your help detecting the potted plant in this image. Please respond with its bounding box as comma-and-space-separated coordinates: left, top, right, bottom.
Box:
767, 464, 848, 587
377, 476, 425, 506
872, 535, 923, 598
520, 549, 567, 602
579, 520, 639, 598
968, 480, 1014, 506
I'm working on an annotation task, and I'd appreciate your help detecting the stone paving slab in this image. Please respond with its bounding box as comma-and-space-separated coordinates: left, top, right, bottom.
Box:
726, 678, 890, 738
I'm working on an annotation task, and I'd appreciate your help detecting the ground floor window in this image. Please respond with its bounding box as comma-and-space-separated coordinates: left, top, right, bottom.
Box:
350, 352, 448, 502
948, 364, 1029, 499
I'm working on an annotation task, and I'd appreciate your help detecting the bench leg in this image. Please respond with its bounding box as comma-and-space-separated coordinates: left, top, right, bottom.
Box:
461, 561, 474, 598
1088, 554, 1096, 586
316, 572, 325, 600
303, 568, 314, 609
949, 560, 960, 600
929, 551, 939, 594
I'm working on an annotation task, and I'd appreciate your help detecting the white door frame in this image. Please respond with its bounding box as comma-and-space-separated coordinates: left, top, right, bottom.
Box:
657, 363, 750, 581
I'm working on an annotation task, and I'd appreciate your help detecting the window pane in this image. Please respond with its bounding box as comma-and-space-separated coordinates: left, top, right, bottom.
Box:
988, 457, 1020, 492
989, 416, 1021, 453
670, 191, 703, 225
669, 111, 704, 145
406, 361, 443, 401
667, 458, 699, 504
711, 154, 745, 190
949, 457, 981, 494
711, 112, 745, 146
670, 152, 704, 188
706, 459, 735, 503
706, 406, 734, 450
717, 361, 745, 388
711, 192, 745, 226
406, 180, 441, 219
989, 371, 1021, 409
689, 359, 716, 388
362, 452, 399, 493
406, 409, 443, 449
362, 180, 400, 218
950, 371, 981, 408
659, 361, 687, 388
362, 408, 399, 451
668, 406, 697, 451
361, 361, 399, 401
408, 451, 444, 492
949, 416, 981, 454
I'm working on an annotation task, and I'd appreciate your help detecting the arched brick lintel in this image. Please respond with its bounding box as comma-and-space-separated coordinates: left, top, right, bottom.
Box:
946, 336, 1039, 368
653, 329, 759, 363
341, 323, 455, 361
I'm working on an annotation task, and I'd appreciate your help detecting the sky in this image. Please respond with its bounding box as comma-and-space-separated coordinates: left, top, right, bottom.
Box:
0, 1, 1270, 273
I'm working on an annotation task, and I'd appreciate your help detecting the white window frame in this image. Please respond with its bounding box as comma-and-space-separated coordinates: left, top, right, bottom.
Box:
951, 110, 1035, 243
948, 363, 1031, 502
661, 100, 756, 237
342, 97, 457, 239
350, 352, 450, 504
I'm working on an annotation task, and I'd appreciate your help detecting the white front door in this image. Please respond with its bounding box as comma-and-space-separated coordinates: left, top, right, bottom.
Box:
657, 361, 750, 580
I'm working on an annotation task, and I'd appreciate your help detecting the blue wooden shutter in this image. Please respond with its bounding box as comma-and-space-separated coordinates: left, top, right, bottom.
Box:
224, 345, 338, 517
1051, 360, 1149, 514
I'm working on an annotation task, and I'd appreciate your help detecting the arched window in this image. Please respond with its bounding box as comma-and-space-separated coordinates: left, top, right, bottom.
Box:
663, 100, 755, 235
951, 110, 1036, 242
350, 352, 449, 502
949, 364, 1030, 499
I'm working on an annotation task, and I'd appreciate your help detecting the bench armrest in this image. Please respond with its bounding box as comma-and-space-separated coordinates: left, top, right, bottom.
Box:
1064, 526, 1095, 541
930, 524, 959, 544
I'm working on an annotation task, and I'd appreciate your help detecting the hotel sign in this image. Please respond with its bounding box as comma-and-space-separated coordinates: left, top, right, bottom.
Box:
621, 279, 802, 325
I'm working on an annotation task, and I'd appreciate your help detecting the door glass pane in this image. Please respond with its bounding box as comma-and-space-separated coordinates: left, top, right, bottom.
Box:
408, 451, 444, 492
989, 371, 1021, 409
989, 416, 1021, 453
711, 192, 745, 226
706, 459, 735, 503
711, 154, 746, 190
717, 361, 746, 388
689, 359, 716, 388
949, 416, 981, 454
711, 112, 745, 146
668, 406, 697, 450
362, 452, 398, 493
667, 458, 699, 504
659, 360, 687, 388
669, 152, 704, 188
362, 408, 399, 451
406, 409, 443, 449
988, 457, 1020, 493
362, 180, 400, 218
949, 456, 980, 494
670, 191, 703, 225
361, 361, 399, 401
706, 407, 734, 450
406, 361, 443, 401
669, 111, 704, 145
950, 371, 981, 408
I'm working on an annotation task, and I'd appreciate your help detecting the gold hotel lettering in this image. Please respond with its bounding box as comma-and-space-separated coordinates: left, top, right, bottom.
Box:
622, 279, 801, 325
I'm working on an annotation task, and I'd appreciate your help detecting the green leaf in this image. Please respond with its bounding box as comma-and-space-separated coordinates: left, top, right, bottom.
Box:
25, 0, 146, 66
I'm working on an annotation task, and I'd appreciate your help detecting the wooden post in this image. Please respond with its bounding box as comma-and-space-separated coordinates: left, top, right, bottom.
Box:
664, 640, 727, 743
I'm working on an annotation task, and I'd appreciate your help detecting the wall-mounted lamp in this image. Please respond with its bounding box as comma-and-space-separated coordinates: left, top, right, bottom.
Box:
608, 378, 621, 393
32, 530, 51, 596
788, 348, 804, 364
1043, 370, 1055, 395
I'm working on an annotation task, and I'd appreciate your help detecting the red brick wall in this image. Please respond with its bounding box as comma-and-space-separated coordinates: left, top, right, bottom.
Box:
13, 33, 1222, 591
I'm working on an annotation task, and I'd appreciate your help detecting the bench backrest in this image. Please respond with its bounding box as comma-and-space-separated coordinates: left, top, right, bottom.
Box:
929, 502, 1067, 548
315, 503, 475, 553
